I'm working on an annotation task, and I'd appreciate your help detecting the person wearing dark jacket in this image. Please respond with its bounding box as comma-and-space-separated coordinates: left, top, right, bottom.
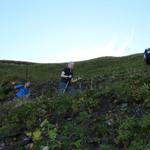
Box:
58, 62, 81, 93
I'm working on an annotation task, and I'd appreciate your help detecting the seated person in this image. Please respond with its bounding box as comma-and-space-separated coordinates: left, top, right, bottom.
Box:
14, 82, 31, 98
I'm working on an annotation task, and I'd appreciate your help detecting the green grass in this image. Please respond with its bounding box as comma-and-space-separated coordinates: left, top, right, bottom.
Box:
0, 53, 145, 81
0, 53, 150, 150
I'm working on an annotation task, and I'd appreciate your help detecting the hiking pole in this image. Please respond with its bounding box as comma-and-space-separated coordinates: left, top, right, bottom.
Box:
62, 76, 81, 93
26, 63, 29, 81
63, 81, 70, 93
77, 77, 82, 93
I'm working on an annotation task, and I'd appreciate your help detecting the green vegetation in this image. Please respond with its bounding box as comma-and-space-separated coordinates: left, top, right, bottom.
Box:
0, 54, 150, 149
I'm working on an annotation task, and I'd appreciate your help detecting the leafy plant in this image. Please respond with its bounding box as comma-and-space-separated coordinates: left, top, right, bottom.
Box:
116, 117, 137, 145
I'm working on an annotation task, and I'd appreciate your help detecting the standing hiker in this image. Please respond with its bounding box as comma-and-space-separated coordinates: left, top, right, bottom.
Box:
58, 62, 81, 93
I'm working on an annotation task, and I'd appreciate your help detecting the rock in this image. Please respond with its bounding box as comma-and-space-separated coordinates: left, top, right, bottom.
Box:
0, 142, 5, 150
120, 103, 128, 108
41, 146, 49, 150
105, 118, 114, 126
25, 143, 34, 150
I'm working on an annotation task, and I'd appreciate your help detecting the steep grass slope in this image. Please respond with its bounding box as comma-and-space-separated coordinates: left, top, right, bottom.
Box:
1, 53, 150, 150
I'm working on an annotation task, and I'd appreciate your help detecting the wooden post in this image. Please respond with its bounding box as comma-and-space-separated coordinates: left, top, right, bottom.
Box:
90, 78, 93, 90
79, 82, 82, 93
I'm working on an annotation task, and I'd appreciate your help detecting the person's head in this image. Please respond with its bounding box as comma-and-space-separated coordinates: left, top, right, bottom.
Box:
24, 82, 31, 88
67, 62, 75, 70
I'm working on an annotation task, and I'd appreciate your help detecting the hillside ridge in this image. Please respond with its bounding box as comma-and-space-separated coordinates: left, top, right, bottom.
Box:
0, 53, 142, 64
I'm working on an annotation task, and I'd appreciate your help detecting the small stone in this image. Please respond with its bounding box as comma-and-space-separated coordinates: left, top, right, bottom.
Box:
106, 119, 114, 126
121, 103, 128, 108
13, 137, 17, 141
42, 146, 49, 150
67, 117, 72, 121
113, 99, 118, 104
25, 143, 34, 150
0, 143, 5, 150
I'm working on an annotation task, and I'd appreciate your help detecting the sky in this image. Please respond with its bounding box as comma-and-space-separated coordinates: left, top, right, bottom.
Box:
0, 0, 150, 63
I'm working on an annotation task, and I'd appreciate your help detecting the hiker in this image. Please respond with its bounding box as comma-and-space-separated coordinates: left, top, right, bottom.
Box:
144, 48, 150, 64
13, 81, 31, 99
58, 62, 81, 93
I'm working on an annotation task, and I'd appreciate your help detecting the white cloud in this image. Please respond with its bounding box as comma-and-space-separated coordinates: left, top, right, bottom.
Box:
55, 38, 127, 63
19, 29, 135, 63
37, 39, 128, 63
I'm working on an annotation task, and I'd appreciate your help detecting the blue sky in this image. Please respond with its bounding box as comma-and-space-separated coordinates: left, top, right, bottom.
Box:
0, 0, 150, 63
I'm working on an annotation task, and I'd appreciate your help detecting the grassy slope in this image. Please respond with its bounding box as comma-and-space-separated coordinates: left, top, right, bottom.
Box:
1, 53, 150, 150
0, 54, 145, 81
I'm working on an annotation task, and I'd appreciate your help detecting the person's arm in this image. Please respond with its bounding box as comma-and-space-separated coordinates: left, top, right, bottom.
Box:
71, 77, 81, 83
15, 84, 23, 89
61, 71, 72, 79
